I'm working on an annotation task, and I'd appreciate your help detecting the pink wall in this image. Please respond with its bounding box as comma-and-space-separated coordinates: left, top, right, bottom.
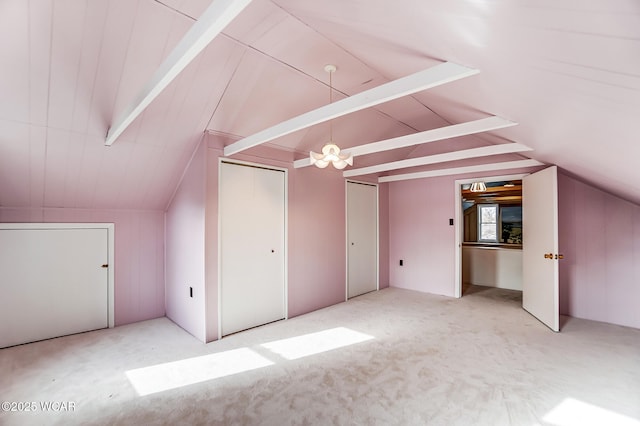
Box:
558, 172, 640, 329
388, 176, 457, 296
387, 169, 639, 330
165, 141, 207, 342
0, 207, 165, 326
204, 147, 220, 343
387, 167, 540, 296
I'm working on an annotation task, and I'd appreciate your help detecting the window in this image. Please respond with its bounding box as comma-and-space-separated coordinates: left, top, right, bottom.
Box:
501, 206, 522, 244
477, 204, 498, 242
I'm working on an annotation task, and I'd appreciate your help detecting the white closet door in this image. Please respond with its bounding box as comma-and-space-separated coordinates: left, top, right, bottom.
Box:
220, 162, 286, 336
347, 181, 378, 299
0, 228, 109, 348
522, 166, 560, 332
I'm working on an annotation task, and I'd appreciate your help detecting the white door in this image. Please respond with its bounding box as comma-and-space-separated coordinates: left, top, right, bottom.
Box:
0, 228, 109, 348
347, 181, 378, 299
522, 166, 560, 331
220, 162, 286, 336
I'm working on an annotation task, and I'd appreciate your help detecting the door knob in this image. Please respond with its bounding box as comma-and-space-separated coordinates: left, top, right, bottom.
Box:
101, 264, 109, 268
544, 253, 553, 259
555, 254, 564, 260
271, 249, 275, 253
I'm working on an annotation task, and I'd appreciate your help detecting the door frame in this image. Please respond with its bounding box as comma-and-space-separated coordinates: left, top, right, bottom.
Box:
217, 159, 289, 339
345, 179, 379, 301
0, 223, 115, 328
453, 173, 528, 298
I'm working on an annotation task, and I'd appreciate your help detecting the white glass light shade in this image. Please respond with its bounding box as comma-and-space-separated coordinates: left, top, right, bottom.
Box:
470, 182, 487, 192
310, 143, 353, 169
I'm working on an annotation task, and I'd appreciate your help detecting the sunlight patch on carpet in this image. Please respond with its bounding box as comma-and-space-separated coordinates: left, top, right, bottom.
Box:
543, 397, 640, 426
261, 327, 374, 360
126, 348, 274, 396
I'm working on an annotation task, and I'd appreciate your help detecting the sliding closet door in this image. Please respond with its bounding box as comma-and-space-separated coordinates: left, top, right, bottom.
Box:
220, 162, 286, 336
347, 181, 378, 298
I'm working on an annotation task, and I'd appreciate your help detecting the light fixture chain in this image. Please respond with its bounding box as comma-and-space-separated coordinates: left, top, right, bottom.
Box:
309, 64, 353, 169
329, 67, 333, 142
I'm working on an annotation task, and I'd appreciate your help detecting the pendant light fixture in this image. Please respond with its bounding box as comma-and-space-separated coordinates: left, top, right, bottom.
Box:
309, 65, 353, 169
470, 181, 487, 192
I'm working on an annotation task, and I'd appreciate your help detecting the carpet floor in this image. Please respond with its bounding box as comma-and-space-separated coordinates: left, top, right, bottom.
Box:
1, 286, 639, 426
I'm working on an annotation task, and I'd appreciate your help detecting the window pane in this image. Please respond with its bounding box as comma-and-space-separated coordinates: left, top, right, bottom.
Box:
481, 206, 496, 223
481, 224, 497, 241
477, 204, 498, 242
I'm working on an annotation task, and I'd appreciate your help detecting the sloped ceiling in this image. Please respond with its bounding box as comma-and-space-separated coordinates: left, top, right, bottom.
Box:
1, 0, 639, 210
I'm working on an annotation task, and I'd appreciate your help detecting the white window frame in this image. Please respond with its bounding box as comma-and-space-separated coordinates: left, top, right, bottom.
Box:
477, 203, 499, 242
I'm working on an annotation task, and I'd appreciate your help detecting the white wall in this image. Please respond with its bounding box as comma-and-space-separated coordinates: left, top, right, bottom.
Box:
462, 246, 522, 291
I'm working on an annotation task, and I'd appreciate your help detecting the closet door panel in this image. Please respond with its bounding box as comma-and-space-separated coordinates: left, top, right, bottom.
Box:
220, 162, 285, 336
347, 181, 378, 298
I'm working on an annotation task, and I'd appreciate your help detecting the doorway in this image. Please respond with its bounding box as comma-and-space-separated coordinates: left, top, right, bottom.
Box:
0, 223, 114, 348
454, 174, 527, 299
346, 180, 378, 299
454, 167, 561, 331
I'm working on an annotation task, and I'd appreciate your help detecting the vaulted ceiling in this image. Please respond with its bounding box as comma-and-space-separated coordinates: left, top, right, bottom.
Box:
1, 0, 639, 210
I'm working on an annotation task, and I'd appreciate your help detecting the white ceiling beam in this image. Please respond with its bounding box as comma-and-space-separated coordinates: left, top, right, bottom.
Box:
343, 143, 532, 177
105, 0, 253, 146
345, 116, 516, 158
224, 62, 479, 156
293, 157, 313, 168
378, 159, 545, 183
294, 115, 516, 169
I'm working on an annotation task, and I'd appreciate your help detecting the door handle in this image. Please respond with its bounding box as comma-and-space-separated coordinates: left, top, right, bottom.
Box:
544, 253, 553, 259
101, 264, 109, 268
555, 254, 564, 260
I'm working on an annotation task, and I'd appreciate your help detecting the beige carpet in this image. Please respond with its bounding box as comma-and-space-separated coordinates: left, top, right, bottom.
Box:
1, 286, 639, 426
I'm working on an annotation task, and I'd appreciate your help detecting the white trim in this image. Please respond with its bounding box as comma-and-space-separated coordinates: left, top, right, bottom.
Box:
453, 173, 528, 298
345, 180, 379, 300
224, 62, 479, 156
219, 157, 288, 173
376, 183, 380, 294
217, 158, 288, 339
0, 223, 115, 328
217, 160, 222, 340
379, 159, 544, 183
105, 0, 253, 146
345, 182, 348, 302
107, 223, 115, 328
454, 183, 463, 299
